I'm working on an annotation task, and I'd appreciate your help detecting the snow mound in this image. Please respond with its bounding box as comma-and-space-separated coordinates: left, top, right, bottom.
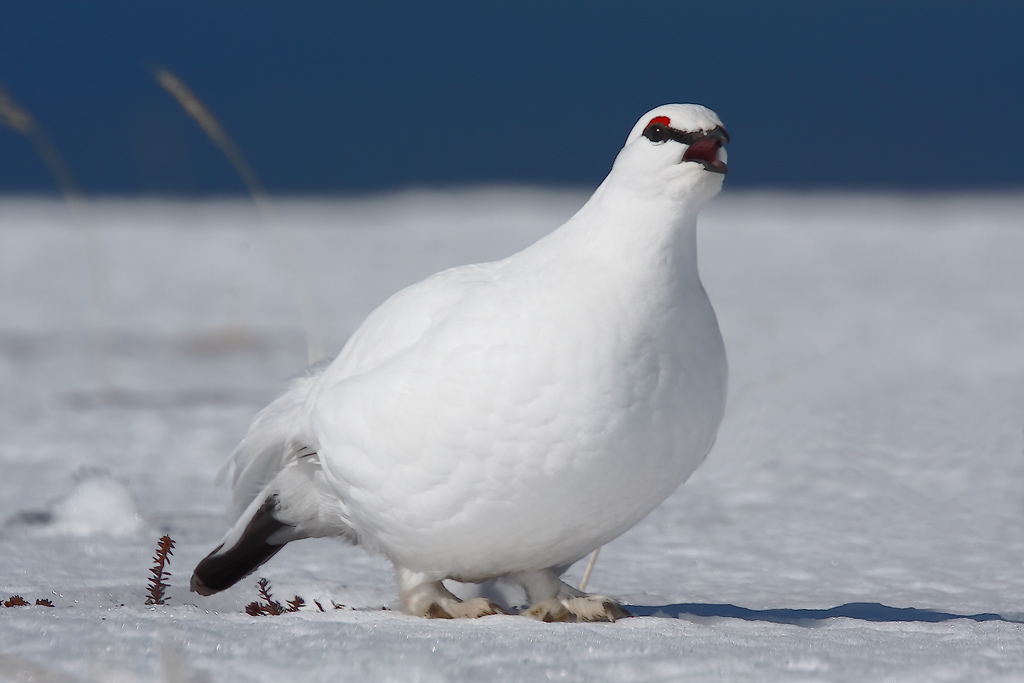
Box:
38, 470, 145, 537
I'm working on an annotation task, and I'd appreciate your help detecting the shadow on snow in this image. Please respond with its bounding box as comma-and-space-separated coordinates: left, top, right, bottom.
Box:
626, 602, 1023, 625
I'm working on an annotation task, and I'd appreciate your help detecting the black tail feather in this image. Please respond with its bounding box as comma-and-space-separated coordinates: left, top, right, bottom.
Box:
191, 495, 294, 596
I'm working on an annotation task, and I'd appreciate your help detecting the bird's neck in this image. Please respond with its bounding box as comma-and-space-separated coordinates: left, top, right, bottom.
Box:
539, 178, 706, 283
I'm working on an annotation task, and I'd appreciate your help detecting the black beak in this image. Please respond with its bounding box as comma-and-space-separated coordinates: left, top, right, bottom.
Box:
682, 126, 729, 174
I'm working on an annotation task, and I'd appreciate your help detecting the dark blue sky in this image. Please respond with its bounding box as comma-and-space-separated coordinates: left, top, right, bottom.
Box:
1, 1, 1022, 195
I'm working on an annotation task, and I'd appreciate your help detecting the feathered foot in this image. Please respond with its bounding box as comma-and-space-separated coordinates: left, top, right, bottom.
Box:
513, 568, 632, 623
397, 568, 507, 619
525, 595, 631, 623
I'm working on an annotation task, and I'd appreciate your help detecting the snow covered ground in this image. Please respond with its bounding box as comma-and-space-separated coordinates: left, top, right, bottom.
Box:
1, 190, 1023, 681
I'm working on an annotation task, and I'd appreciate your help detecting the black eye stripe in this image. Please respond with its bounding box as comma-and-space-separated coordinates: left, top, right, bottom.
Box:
642, 124, 729, 146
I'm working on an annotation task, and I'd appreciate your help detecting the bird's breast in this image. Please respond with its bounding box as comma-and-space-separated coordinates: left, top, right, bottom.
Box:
313, 263, 726, 575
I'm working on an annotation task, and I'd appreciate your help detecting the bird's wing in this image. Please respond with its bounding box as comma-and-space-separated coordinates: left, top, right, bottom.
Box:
218, 261, 504, 523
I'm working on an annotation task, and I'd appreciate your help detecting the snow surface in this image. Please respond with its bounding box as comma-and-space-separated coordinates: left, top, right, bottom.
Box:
1, 190, 1023, 681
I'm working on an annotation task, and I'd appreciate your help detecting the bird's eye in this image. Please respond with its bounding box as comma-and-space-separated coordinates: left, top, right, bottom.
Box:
643, 123, 669, 143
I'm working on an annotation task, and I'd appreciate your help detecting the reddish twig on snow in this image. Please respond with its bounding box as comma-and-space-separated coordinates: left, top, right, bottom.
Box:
3, 595, 56, 608
244, 578, 310, 616
245, 577, 286, 616
256, 577, 285, 615
145, 534, 176, 605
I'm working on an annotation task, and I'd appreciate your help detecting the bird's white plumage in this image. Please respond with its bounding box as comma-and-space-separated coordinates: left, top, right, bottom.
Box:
201, 104, 730, 618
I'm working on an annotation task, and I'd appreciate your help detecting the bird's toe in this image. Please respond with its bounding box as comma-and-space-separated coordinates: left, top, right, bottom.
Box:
525, 598, 572, 622
525, 595, 631, 623
565, 595, 632, 622
422, 597, 506, 619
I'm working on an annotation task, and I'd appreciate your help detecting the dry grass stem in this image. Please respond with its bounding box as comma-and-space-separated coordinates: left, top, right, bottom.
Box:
0, 81, 113, 398
578, 547, 601, 592
155, 66, 324, 363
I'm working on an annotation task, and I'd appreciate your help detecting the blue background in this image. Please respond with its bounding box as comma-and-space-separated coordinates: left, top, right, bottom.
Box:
1, 1, 1021, 195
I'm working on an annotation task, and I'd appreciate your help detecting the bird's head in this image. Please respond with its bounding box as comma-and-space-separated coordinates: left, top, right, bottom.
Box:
609, 104, 729, 205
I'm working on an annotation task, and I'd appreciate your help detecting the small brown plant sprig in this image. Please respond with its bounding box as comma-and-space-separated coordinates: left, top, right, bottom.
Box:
145, 534, 176, 605
3, 595, 55, 608
244, 578, 307, 616
312, 599, 347, 612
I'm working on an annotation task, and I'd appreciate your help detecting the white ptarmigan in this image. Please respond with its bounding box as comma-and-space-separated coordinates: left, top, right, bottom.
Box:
191, 104, 730, 622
